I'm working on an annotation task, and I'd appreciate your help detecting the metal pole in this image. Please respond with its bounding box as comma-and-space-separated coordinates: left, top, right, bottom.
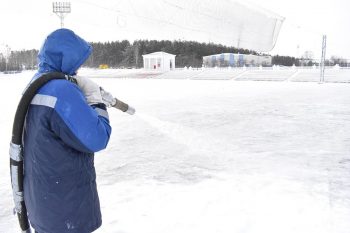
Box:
5, 45, 10, 72
60, 13, 64, 28
320, 35, 327, 83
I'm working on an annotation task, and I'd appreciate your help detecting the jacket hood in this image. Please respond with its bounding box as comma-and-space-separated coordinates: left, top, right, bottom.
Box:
37, 28, 92, 75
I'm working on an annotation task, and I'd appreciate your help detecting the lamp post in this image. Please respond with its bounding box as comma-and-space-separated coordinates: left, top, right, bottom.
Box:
52, 2, 71, 28
4, 45, 10, 72
319, 35, 327, 83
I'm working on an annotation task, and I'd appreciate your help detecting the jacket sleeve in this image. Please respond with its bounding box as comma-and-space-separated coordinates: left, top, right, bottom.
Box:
47, 80, 112, 153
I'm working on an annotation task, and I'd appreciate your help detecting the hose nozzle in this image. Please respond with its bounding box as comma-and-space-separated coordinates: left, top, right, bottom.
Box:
112, 98, 135, 115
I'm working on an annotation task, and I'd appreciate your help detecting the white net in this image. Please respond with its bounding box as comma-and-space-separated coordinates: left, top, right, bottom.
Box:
72, 0, 284, 52
109, 0, 285, 52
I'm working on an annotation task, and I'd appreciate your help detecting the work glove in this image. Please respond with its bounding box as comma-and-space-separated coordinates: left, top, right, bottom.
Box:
100, 87, 116, 107
74, 76, 103, 105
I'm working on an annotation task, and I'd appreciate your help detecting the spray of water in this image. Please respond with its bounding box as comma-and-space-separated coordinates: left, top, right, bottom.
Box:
136, 112, 233, 157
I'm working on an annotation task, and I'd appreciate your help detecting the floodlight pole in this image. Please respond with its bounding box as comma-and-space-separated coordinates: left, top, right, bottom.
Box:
5, 45, 10, 72
52, 2, 71, 28
319, 35, 327, 83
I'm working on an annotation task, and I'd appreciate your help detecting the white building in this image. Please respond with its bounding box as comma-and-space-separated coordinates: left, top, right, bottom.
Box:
203, 53, 272, 67
142, 52, 176, 71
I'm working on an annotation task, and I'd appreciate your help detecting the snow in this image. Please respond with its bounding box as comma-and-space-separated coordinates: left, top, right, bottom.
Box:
1, 69, 350, 233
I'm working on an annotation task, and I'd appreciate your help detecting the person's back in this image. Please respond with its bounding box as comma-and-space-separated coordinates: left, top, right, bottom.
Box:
23, 28, 112, 233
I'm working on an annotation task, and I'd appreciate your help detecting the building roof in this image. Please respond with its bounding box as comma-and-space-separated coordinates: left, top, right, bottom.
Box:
142, 51, 176, 58
203, 53, 271, 58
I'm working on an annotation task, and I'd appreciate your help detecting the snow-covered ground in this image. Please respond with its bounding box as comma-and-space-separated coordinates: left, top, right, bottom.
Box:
1, 70, 350, 233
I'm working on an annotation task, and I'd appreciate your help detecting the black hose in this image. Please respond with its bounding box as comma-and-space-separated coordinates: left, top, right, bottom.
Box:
10, 72, 66, 232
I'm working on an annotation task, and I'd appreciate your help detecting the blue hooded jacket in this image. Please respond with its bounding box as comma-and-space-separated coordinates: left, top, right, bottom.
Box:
23, 29, 111, 233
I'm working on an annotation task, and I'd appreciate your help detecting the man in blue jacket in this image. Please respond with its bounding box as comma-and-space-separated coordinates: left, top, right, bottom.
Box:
23, 28, 112, 233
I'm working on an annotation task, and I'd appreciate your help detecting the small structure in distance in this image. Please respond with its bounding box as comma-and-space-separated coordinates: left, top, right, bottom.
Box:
203, 53, 272, 67
142, 52, 176, 71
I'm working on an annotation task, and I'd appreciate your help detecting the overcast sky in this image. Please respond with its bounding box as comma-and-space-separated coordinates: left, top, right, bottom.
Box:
0, 0, 349, 59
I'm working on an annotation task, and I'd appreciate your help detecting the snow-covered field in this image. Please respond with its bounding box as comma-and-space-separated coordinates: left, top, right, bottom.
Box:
1, 70, 350, 233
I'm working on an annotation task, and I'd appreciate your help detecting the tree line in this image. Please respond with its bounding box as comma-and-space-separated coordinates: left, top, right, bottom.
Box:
0, 40, 257, 71
0, 40, 348, 72
0, 49, 37, 72
84, 40, 258, 68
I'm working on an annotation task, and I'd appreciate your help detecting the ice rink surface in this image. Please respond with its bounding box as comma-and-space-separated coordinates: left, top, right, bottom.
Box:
1, 70, 350, 233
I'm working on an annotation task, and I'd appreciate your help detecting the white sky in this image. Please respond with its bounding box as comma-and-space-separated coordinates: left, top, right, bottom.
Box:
0, 0, 349, 59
